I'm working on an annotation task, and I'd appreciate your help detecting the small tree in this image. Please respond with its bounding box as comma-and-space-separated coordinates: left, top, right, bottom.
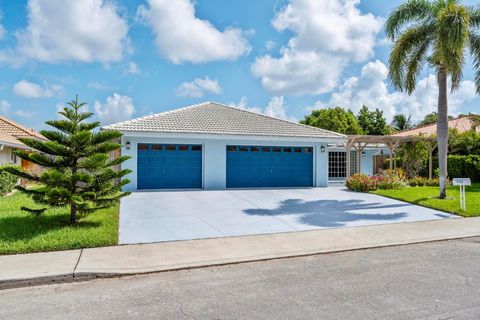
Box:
301, 106, 364, 134
2, 96, 131, 224
357, 105, 391, 135
391, 114, 412, 131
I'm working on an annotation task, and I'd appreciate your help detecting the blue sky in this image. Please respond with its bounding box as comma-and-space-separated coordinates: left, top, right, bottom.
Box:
0, 0, 478, 130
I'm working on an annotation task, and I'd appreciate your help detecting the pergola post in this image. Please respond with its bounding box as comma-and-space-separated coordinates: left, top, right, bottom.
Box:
386, 141, 399, 170
344, 139, 355, 178
354, 143, 367, 174
426, 140, 437, 179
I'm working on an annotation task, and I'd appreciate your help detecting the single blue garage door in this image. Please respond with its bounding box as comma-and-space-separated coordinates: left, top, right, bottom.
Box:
226, 145, 313, 188
137, 143, 202, 189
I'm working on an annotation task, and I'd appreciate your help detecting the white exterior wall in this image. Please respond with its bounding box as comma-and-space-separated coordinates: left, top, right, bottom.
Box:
120, 133, 339, 191
0, 146, 21, 166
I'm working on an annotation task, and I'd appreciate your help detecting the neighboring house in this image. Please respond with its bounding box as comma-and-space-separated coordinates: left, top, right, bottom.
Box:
392, 115, 480, 137
0, 115, 45, 169
105, 102, 351, 191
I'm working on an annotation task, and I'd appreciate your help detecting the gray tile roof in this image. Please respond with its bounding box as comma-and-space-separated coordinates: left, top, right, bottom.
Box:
103, 102, 346, 139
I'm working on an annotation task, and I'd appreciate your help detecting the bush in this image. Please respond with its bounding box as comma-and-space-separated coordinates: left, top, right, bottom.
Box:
0, 165, 18, 196
346, 174, 378, 192
346, 172, 405, 192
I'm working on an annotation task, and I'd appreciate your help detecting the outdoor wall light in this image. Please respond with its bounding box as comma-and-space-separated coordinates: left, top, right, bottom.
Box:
320, 146, 325, 153
362, 151, 366, 157
380, 150, 384, 155
125, 141, 131, 150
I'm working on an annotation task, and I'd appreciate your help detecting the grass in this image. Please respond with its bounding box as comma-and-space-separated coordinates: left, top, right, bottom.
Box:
0, 192, 118, 255
372, 183, 480, 217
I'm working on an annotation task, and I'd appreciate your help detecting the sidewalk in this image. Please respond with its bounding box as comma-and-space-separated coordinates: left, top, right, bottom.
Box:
2, 217, 480, 290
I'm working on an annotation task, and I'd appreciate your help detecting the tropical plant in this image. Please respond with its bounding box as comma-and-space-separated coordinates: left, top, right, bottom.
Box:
0, 165, 18, 196
386, 0, 480, 198
357, 105, 391, 135
301, 106, 364, 134
391, 114, 412, 131
1, 96, 131, 224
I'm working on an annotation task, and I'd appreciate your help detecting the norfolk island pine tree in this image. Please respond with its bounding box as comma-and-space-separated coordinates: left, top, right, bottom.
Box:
2, 96, 131, 224
386, 0, 480, 198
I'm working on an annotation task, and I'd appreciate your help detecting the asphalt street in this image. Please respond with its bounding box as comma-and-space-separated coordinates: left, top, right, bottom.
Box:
2, 237, 480, 319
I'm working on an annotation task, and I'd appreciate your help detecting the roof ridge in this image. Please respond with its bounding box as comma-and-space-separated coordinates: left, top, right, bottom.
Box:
208, 101, 346, 138
103, 101, 212, 129
394, 115, 476, 136
0, 114, 44, 139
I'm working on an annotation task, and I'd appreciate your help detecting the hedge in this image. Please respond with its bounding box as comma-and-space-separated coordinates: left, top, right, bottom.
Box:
384, 155, 480, 182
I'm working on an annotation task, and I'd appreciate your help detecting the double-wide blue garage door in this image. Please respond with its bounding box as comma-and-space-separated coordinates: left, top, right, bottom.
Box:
226, 145, 314, 188
137, 143, 202, 189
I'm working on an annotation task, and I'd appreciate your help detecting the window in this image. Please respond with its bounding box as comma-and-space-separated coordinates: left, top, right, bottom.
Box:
283, 147, 292, 153
294, 147, 302, 153
166, 144, 176, 151
239, 146, 248, 152
272, 147, 281, 152
250, 146, 260, 152
261, 147, 270, 152
10, 148, 17, 163
303, 147, 313, 153
227, 146, 237, 152
138, 144, 149, 150
152, 144, 162, 151
179, 145, 189, 151
192, 145, 202, 151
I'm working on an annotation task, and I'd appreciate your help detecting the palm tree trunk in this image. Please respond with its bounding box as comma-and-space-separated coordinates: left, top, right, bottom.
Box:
437, 67, 448, 199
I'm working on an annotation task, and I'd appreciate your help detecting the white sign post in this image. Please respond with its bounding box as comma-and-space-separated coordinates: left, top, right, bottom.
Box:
452, 178, 471, 211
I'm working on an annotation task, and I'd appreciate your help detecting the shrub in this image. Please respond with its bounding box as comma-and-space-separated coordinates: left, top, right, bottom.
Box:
346, 172, 405, 192
346, 174, 378, 192
0, 165, 18, 196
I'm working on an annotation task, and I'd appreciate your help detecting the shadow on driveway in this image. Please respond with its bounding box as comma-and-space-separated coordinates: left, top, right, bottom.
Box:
244, 199, 409, 227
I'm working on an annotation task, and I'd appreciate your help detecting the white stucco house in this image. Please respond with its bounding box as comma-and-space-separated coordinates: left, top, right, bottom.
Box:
104, 102, 386, 191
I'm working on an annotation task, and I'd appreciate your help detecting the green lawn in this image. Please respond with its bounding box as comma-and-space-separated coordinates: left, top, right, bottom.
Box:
0, 192, 118, 255
373, 183, 480, 217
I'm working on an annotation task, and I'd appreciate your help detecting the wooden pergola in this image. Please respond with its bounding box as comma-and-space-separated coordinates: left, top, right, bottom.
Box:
345, 134, 437, 178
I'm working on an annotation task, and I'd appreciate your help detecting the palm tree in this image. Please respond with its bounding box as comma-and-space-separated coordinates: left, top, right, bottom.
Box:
386, 0, 480, 199
392, 114, 412, 131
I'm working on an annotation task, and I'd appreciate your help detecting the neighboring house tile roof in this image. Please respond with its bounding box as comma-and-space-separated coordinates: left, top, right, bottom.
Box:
0, 131, 27, 149
392, 116, 480, 137
104, 102, 346, 139
0, 114, 45, 140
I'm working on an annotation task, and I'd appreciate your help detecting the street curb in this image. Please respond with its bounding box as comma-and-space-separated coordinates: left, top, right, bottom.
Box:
2, 233, 480, 290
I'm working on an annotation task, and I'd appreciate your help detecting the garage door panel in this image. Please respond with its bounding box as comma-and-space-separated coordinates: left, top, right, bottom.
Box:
226, 145, 313, 188
137, 144, 202, 189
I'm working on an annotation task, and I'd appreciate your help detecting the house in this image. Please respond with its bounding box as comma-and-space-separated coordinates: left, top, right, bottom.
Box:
104, 101, 353, 191
392, 115, 480, 137
0, 115, 45, 169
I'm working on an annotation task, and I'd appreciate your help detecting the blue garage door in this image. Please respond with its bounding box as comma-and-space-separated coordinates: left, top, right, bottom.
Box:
137, 143, 202, 189
226, 145, 313, 188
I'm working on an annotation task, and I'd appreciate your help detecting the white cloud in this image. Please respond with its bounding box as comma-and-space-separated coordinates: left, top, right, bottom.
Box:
252, 49, 343, 95
14, 110, 35, 118
0, 100, 10, 113
315, 60, 478, 122
230, 96, 296, 121
175, 77, 222, 98
125, 61, 141, 75
16, 0, 129, 63
265, 40, 276, 50
138, 0, 251, 63
251, 0, 383, 95
12, 79, 62, 98
94, 93, 135, 125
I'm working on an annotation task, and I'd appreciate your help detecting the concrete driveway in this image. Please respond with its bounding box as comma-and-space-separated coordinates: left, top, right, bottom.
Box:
119, 187, 455, 244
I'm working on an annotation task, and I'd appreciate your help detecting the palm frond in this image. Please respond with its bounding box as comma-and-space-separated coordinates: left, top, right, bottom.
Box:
385, 0, 434, 40
389, 23, 434, 91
